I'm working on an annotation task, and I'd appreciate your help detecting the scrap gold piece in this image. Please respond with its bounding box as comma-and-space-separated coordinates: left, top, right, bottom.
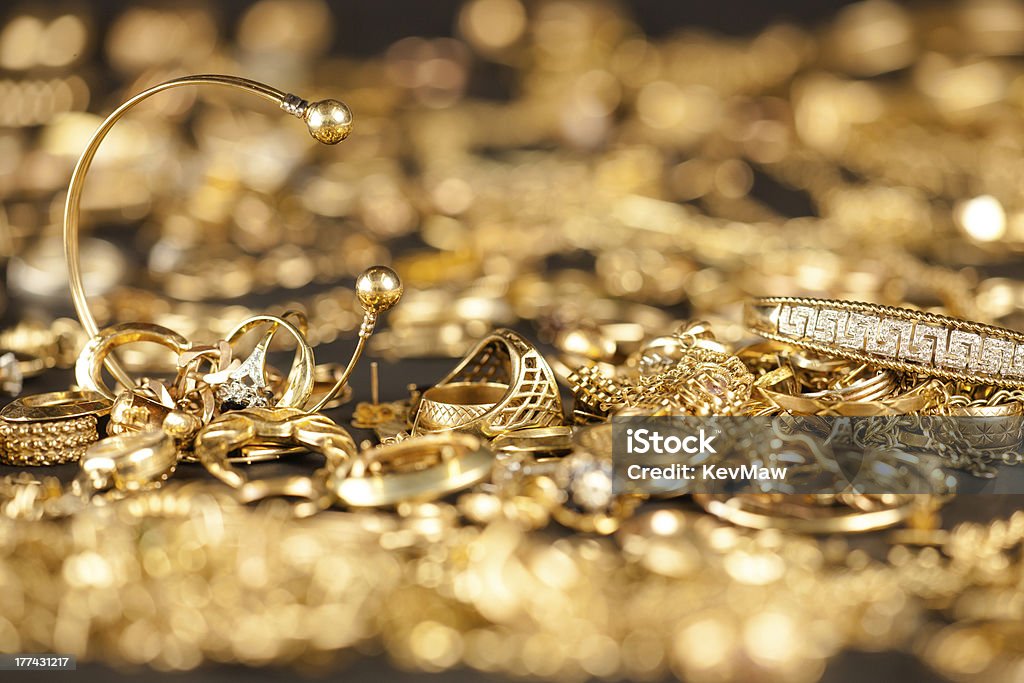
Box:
107, 385, 175, 436
75, 322, 192, 402
303, 363, 353, 411
80, 429, 177, 492
303, 265, 404, 413
194, 407, 356, 490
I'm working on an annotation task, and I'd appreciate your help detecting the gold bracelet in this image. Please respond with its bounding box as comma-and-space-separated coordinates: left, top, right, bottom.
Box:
745, 297, 1024, 387
0, 390, 109, 465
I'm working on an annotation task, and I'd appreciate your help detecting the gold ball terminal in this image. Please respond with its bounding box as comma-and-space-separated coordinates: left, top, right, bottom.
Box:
303, 99, 353, 144
162, 410, 203, 441
355, 266, 404, 314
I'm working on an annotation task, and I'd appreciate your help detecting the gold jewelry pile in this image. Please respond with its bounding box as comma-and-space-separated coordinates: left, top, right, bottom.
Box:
1, 1, 1024, 681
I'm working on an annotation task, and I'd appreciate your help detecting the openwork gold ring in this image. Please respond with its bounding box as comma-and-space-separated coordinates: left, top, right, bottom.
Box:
415, 329, 564, 436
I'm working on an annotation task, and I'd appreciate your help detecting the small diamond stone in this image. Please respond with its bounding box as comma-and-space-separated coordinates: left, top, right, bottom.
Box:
216, 381, 275, 411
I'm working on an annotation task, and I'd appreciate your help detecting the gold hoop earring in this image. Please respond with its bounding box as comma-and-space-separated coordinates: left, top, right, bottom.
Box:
63, 74, 402, 409
63, 75, 351, 391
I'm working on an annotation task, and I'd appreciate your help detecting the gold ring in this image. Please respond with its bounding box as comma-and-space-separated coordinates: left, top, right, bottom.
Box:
75, 323, 192, 401
415, 329, 564, 436
746, 297, 1024, 387
0, 390, 109, 466
194, 407, 356, 490
332, 432, 493, 507
414, 382, 509, 433
220, 314, 316, 410
694, 493, 925, 533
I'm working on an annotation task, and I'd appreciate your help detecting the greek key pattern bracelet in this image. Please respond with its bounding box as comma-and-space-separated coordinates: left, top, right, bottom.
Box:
745, 297, 1024, 387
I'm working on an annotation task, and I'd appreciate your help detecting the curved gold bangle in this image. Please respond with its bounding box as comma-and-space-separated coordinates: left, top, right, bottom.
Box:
746, 297, 1024, 388
63, 74, 354, 390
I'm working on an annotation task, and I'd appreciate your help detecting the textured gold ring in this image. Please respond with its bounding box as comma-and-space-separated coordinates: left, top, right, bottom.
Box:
0, 390, 109, 466
745, 297, 1024, 387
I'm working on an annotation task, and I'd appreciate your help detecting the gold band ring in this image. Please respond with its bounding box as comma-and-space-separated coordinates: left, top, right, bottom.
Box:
333, 433, 493, 508
490, 426, 574, 456
695, 493, 926, 534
